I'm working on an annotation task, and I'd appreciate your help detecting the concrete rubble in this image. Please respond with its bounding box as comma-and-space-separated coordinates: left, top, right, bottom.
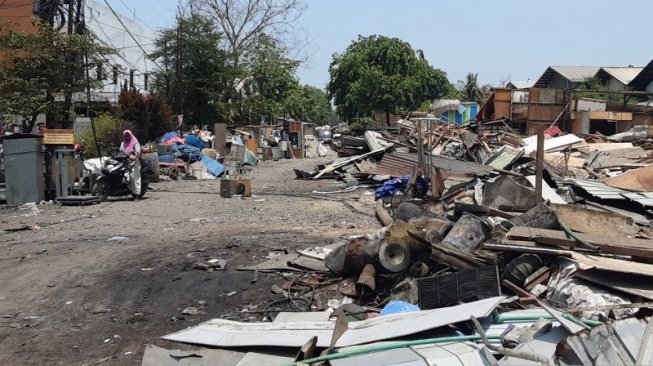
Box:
148, 117, 653, 366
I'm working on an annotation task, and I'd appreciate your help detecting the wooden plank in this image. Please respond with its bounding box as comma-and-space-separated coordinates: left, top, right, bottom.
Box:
575, 143, 634, 154
588, 111, 632, 121
507, 227, 653, 259
603, 164, 653, 192
550, 203, 642, 237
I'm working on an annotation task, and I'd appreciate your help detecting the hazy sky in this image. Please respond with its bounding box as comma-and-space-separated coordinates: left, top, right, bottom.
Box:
108, 0, 653, 89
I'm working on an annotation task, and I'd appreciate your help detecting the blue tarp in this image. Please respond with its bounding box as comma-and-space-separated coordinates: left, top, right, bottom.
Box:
375, 175, 409, 200
171, 143, 202, 163
160, 131, 179, 143
200, 155, 224, 177
184, 134, 207, 149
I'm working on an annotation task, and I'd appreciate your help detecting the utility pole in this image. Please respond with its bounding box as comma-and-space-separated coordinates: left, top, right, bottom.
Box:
62, 0, 76, 129
164, 40, 170, 98
175, 9, 184, 131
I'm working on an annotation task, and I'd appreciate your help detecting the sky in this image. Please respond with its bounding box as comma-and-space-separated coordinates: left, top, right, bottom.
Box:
108, 0, 653, 89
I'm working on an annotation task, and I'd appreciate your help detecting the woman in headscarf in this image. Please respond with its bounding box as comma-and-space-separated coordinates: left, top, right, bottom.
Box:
120, 130, 142, 198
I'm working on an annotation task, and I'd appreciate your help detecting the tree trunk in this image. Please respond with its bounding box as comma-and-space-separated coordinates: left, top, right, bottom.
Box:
385, 110, 390, 126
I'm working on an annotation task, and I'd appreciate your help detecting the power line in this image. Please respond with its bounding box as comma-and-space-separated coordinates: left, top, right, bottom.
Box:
91, 19, 156, 41
116, 0, 157, 32
101, 0, 161, 71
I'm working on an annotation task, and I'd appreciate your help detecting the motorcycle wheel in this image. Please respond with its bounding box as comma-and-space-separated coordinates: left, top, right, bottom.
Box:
134, 182, 148, 199
92, 181, 109, 202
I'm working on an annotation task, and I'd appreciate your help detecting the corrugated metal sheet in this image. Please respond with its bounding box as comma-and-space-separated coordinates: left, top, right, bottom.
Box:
565, 179, 627, 200
392, 152, 495, 176
556, 317, 653, 365
535, 66, 600, 87
549, 66, 601, 82
373, 153, 418, 177
563, 179, 653, 209
600, 67, 644, 85
506, 80, 534, 89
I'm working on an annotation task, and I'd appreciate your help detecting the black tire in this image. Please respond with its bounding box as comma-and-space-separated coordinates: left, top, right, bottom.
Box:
91, 181, 109, 202
134, 181, 148, 199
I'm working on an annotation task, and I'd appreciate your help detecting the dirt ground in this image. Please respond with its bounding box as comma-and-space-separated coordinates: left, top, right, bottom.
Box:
0, 156, 380, 366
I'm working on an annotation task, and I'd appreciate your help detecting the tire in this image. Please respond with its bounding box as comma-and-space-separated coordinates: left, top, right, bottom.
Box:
91, 181, 109, 202
134, 181, 148, 199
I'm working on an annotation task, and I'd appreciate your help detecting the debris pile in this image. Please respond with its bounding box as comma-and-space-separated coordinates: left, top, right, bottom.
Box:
156, 120, 653, 365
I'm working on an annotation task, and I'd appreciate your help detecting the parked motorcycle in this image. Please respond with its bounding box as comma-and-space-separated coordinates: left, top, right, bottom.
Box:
91, 152, 152, 201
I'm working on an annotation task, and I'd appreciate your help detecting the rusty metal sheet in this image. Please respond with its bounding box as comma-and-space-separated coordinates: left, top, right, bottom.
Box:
372, 153, 418, 177
392, 152, 495, 176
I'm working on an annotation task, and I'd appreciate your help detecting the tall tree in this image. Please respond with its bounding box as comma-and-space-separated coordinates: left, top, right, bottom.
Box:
191, 0, 306, 68
328, 35, 450, 125
284, 85, 334, 124
0, 22, 113, 132
150, 14, 232, 126
115, 87, 174, 143
457, 72, 483, 103
239, 37, 299, 123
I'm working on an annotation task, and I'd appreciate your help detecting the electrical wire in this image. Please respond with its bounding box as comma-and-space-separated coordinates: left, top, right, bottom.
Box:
101, 0, 161, 71
116, 0, 157, 32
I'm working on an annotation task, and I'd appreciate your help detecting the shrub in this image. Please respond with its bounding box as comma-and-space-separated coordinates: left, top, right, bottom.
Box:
75, 114, 133, 158
115, 88, 174, 143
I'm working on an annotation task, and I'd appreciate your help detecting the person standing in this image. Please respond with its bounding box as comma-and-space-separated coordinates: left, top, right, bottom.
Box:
119, 130, 142, 198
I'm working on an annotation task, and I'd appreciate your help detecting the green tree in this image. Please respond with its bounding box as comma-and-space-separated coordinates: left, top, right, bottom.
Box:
75, 114, 133, 158
239, 37, 300, 123
284, 85, 333, 124
150, 14, 232, 126
457, 72, 483, 103
328, 35, 450, 125
576, 77, 624, 102
0, 22, 114, 132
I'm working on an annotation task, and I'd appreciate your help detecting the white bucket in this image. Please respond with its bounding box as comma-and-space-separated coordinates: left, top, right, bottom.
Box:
280, 141, 289, 152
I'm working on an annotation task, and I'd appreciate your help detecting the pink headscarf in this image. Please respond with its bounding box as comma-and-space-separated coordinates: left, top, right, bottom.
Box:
122, 130, 138, 155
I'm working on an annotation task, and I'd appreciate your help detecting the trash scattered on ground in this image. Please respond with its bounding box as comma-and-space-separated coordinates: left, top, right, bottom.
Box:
158, 109, 653, 365
106, 236, 128, 243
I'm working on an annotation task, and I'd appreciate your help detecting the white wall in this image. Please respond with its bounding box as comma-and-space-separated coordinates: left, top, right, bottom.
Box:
85, 0, 158, 98
606, 77, 626, 91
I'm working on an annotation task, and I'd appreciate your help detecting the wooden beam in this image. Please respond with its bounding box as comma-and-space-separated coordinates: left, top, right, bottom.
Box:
508, 227, 653, 259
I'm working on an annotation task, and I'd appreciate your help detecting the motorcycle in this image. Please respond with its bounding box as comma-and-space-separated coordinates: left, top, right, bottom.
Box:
91, 152, 152, 201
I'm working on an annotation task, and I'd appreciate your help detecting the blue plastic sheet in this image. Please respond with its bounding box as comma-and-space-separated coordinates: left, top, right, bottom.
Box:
184, 134, 207, 149
200, 155, 224, 177
379, 301, 421, 316
375, 175, 409, 200
171, 143, 202, 163
160, 131, 179, 144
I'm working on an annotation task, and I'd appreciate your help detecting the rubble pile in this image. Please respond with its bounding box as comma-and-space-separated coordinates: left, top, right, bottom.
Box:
158, 120, 653, 365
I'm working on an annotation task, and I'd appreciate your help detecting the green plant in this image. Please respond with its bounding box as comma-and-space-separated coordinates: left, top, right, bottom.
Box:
328, 35, 450, 125
349, 118, 372, 135
75, 114, 133, 158
115, 88, 174, 143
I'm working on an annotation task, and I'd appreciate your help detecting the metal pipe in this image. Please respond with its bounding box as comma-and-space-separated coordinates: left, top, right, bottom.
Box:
280, 334, 501, 366
471, 316, 551, 364
494, 313, 601, 327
